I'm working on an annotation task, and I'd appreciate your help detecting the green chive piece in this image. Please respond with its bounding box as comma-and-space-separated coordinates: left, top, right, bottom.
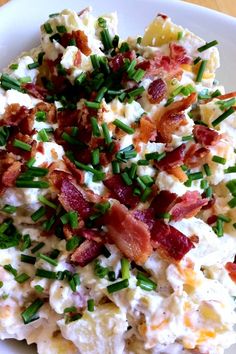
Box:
3, 264, 17, 277
37, 52, 45, 65
28, 62, 40, 70
21, 298, 44, 324
0, 126, 10, 146
68, 211, 79, 229
38, 195, 57, 209
94, 260, 109, 278
203, 163, 212, 176
100, 28, 113, 51
2, 204, 17, 214
26, 157, 36, 168
198, 40, 218, 52
101, 122, 112, 144
38, 253, 58, 266
141, 187, 152, 202
38, 129, 49, 142
129, 163, 137, 179
21, 254, 36, 264
49, 12, 59, 18
91, 117, 101, 137
137, 159, 149, 166
36, 111, 46, 122
74, 72, 86, 85
200, 179, 208, 189
137, 36, 142, 44
226, 179, 236, 196
87, 299, 95, 312
136, 272, 157, 291
188, 171, 203, 180
119, 42, 130, 53
34, 285, 44, 293
44, 23, 53, 34
205, 186, 213, 198
216, 97, 236, 111
212, 107, 235, 127
196, 60, 208, 82
215, 218, 224, 237
92, 148, 100, 166
90, 54, 101, 70
49, 249, 60, 259
98, 17, 107, 28
165, 97, 174, 107
112, 160, 120, 174
19, 76, 31, 84
15, 273, 30, 284
224, 166, 236, 173
13, 139, 31, 151
56, 25, 67, 33
121, 172, 133, 186
113, 119, 134, 134
218, 214, 231, 223
69, 273, 80, 292
1, 73, 21, 91
121, 258, 130, 279
35, 268, 57, 279
128, 86, 145, 98
64, 306, 77, 313
140, 175, 154, 187
85, 101, 101, 109
95, 86, 107, 103
20, 234, 31, 251
95, 201, 110, 214
133, 187, 141, 196
0, 281, 3, 288
9, 63, 18, 70
16, 180, 49, 189
66, 236, 82, 251
145, 152, 166, 161
112, 34, 119, 48
182, 135, 193, 141
177, 31, 183, 40
107, 279, 129, 293
31, 242, 45, 254
31, 206, 46, 222
74, 161, 105, 180
212, 155, 226, 165
228, 197, 236, 208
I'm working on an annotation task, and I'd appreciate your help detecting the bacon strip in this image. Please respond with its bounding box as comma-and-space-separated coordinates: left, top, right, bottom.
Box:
147, 78, 167, 104
106, 202, 152, 264
150, 190, 178, 215
151, 220, 194, 261
71, 239, 103, 267
193, 125, 220, 147
155, 144, 186, 170
22, 83, 48, 100
184, 143, 209, 168
169, 43, 191, 65
103, 175, 139, 209
2, 161, 22, 187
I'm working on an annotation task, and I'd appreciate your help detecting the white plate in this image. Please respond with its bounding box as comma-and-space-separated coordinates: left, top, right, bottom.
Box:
0, 0, 235, 353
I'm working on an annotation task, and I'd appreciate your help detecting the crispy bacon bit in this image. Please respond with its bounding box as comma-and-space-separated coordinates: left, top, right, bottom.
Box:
103, 175, 139, 209
139, 116, 156, 143
167, 166, 188, 182
207, 215, 217, 225
151, 190, 178, 215
80, 229, 103, 243
193, 125, 220, 147
1, 103, 35, 135
225, 262, 236, 282
71, 239, 103, 267
156, 144, 186, 170
35, 102, 57, 124
189, 235, 199, 243
151, 220, 194, 261
63, 156, 84, 184
74, 50, 82, 67
170, 191, 208, 221
2, 161, 22, 187
184, 143, 209, 168
73, 30, 91, 56
169, 43, 191, 65
22, 83, 48, 100
106, 202, 152, 264
147, 78, 167, 104
217, 92, 236, 100
58, 178, 92, 219
133, 208, 155, 230
155, 93, 197, 143
157, 13, 168, 20
110, 51, 136, 72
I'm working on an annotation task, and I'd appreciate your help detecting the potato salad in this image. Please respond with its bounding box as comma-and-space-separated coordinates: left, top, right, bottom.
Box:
0, 7, 236, 354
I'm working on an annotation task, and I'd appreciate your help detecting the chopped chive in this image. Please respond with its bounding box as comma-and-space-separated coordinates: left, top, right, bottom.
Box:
98, 17, 107, 28
137, 159, 149, 166
107, 279, 129, 293
137, 36, 142, 44
226, 180, 236, 196
66, 236, 82, 251
13, 139, 31, 151
228, 197, 236, 208
38, 195, 57, 209
196, 59, 208, 82
121, 258, 130, 279
224, 166, 236, 173
119, 42, 130, 53
90, 117, 101, 137
100, 29, 113, 51
188, 171, 203, 180
198, 40, 218, 52
200, 179, 208, 189
112, 34, 119, 48
156, 212, 171, 220
20, 234, 31, 251
38, 129, 49, 142
133, 187, 141, 196
136, 272, 157, 291
129, 163, 137, 179
141, 187, 152, 202
1, 73, 21, 90
211, 89, 221, 98
21, 298, 44, 324
216, 97, 236, 111
203, 163, 211, 176
21, 254, 36, 264
1, 204, 17, 214
56, 25, 67, 33
112, 160, 120, 174
101, 122, 112, 144
9, 63, 18, 70
74, 72, 86, 85
140, 175, 154, 187
85, 101, 101, 109
74, 160, 105, 180
95, 86, 107, 103
3, 264, 17, 277
68, 38, 76, 46
35, 268, 57, 279
90, 54, 100, 70
145, 152, 166, 161
37, 52, 45, 65
108, 270, 116, 281
216, 218, 224, 237
62, 132, 83, 145
15, 273, 30, 284
60, 213, 69, 225
36, 111, 46, 122
87, 299, 95, 312
121, 172, 133, 186
26, 157, 36, 168
136, 177, 146, 190
205, 186, 213, 198
42, 215, 56, 232
49, 249, 60, 259
95, 201, 110, 214
92, 148, 100, 166
164, 97, 174, 107
177, 31, 183, 40
16, 180, 49, 189
212, 107, 235, 127
69, 273, 80, 292
49, 33, 61, 43
128, 86, 145, 98
38, 253, 58, 266
64, 306, 77, 313
182, 135, 193, 141
65, 313, 82, 323
113, 119, 134, 134
94, 260, 109, 278
218, 214, 231, 223
19, 76, 31, 83
44, 23, 53, 34
31, 206, 46, 222
212, 155, 226, 165
68, 211, 78, 229
171, 85, 184, 97
28, 62, 40, 70
34, 285, 44, 293
49, 12, 59, 18
31, 242, 45, 254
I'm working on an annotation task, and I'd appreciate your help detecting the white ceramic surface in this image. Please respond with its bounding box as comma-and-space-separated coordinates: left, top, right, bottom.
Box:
0, 0, 235, 353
